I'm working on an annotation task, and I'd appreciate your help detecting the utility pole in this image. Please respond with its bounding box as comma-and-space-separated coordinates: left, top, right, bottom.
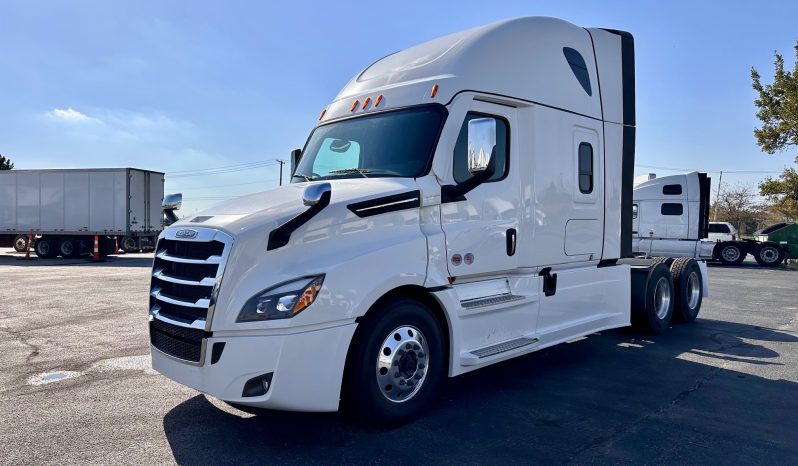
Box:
276, 159, 286, 186
713, 170, 723, 221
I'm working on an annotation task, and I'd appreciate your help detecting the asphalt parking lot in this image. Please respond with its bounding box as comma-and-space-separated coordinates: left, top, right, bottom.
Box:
0, 248, 796, 465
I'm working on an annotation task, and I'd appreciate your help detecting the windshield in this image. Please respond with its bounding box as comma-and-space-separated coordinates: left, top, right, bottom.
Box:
292, 105, 445, 182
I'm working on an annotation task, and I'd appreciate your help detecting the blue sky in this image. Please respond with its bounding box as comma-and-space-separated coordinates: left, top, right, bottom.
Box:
1, 0, 797, 214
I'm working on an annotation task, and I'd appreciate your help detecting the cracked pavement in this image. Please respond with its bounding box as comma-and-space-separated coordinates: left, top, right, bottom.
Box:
0, 249, 796, 465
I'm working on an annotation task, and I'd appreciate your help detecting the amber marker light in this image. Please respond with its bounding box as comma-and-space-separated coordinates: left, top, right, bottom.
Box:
375, 94, 383, 107
430, 83, 439, 98
350, 100, 360, 112
362, 97, 371, 109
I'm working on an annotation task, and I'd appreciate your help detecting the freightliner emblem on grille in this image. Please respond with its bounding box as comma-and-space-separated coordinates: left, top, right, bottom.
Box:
175, 229, 198, 239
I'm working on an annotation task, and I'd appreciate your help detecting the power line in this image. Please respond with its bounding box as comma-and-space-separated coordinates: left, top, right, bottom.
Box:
168, 161, 279, 178
167, 160, 276, 175
635, 164, 781, 174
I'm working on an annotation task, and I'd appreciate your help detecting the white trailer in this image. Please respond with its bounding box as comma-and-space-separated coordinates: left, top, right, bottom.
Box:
0, 168, 166, 257
632, 172, 788, 267
148, 17, 708, 424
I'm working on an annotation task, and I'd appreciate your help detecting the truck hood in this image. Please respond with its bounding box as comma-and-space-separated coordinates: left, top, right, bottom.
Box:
170, 177, 423, 234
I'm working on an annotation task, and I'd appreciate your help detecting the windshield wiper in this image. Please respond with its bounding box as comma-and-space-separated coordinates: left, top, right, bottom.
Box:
292, 174, 315, 182
327, 168, 372, 178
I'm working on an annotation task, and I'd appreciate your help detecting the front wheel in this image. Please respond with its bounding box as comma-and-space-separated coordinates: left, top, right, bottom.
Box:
342, 297, 445, 425
753, 242, 784, 267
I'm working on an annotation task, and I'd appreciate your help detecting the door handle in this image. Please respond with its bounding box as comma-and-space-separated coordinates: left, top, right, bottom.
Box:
506, 228, 517, 256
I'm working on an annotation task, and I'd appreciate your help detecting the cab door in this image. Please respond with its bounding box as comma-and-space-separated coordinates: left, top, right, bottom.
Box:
439, 100, 519, 277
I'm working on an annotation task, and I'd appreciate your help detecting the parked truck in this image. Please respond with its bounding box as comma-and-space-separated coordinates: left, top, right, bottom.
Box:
148, 17, 709, 424
0, 168, 170, 258
632, 171, 790, 266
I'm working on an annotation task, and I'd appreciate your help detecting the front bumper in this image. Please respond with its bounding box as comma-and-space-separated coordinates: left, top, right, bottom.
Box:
151, 322, 358, 412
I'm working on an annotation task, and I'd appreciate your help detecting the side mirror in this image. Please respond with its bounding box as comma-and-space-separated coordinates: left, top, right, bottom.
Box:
467, 118, 496, 174
441, 118, 498, 202
290, 149, 302, 176
162, 193, 182, 211
302, 182, 332, 206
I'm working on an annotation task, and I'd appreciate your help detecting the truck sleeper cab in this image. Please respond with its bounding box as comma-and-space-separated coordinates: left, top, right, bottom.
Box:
149, 17, 707, 424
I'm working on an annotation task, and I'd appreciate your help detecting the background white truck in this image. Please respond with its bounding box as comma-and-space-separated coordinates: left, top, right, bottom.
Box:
0, 168, 168, 257
632, 171, 789, 266
148, 17, 708, 424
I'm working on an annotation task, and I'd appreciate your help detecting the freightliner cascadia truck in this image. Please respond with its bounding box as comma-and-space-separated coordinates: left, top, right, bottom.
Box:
148, 17, 709, 424
632, 171, 790, 267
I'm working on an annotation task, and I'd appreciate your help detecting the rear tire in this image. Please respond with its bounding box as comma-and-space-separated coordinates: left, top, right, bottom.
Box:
34, 237, 58, 258
13, 235, 28, 252
342, 297, 444, 426
59, 238, 80, 258
753, 242, 784, 267
631, 263, 674, 334
121, 236, 139, 253
716, 242, 745, 265
670, 258, 702, 323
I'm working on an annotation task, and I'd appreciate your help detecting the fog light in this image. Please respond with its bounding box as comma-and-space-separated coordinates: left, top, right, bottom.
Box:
242, 372, 274, 397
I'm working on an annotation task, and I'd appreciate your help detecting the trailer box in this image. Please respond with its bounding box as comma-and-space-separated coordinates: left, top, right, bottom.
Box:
0, 168, 164, 235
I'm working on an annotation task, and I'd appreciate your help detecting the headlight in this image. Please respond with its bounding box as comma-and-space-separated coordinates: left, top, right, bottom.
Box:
237, 275, 325, 322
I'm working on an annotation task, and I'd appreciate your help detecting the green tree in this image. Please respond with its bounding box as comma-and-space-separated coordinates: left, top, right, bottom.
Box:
751, 40, 798, 220
0, 154, 13, 170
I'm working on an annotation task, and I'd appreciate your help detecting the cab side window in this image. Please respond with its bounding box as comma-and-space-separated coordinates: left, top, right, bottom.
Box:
453, 113, 509, 183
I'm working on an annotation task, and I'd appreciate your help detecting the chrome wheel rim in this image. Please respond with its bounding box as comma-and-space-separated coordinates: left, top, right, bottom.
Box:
654, 276, 671, 320
686, 271, 700, 310
759, 247, 778, 263
376, 325, 429, 403
14, 237, 27, 251
722, 246, 740, 262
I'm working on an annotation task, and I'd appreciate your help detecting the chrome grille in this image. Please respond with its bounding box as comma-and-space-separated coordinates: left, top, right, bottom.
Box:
149, 228, 233, 364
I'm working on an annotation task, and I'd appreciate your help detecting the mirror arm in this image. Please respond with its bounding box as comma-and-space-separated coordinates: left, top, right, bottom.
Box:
441, 151, 497, 203
267, 189, 331, 251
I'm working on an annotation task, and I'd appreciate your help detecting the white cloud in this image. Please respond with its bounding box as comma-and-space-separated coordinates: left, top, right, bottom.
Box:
49, 107, 92, 122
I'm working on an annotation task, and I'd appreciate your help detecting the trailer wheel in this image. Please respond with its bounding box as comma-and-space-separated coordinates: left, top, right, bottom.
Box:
753, 242, 784, 267
342, 297, 444, 425
34, 237, 58, 259
13, 235, 28, 253
670, 258, 702, 323
716, 242, 745, 265
121, 236, 139, 253
631, 263, 674, 334
58, 238, 80, 258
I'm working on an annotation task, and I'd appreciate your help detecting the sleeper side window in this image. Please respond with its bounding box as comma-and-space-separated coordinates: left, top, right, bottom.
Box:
578, 142, 593, 194
453, 113, 509, 183
661, 203, 684, 216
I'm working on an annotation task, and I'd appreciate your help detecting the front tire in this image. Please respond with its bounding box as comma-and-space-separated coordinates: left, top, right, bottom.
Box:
670, 258, 702, 323
342, 297, 444, 425
753, 242, 784, 267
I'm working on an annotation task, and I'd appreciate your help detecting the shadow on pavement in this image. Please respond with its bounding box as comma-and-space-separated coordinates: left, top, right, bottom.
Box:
163, 319, 798, 464
0, 253, 154, 268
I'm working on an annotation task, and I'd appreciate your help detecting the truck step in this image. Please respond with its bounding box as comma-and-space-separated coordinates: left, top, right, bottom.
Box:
460, 335, 538, 366
460, 294, 525, 310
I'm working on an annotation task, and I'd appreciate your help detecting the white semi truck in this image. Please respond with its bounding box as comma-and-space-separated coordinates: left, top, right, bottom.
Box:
148, 17, 708, 424
632, 171, 789, 267
0, 168, 174, 257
